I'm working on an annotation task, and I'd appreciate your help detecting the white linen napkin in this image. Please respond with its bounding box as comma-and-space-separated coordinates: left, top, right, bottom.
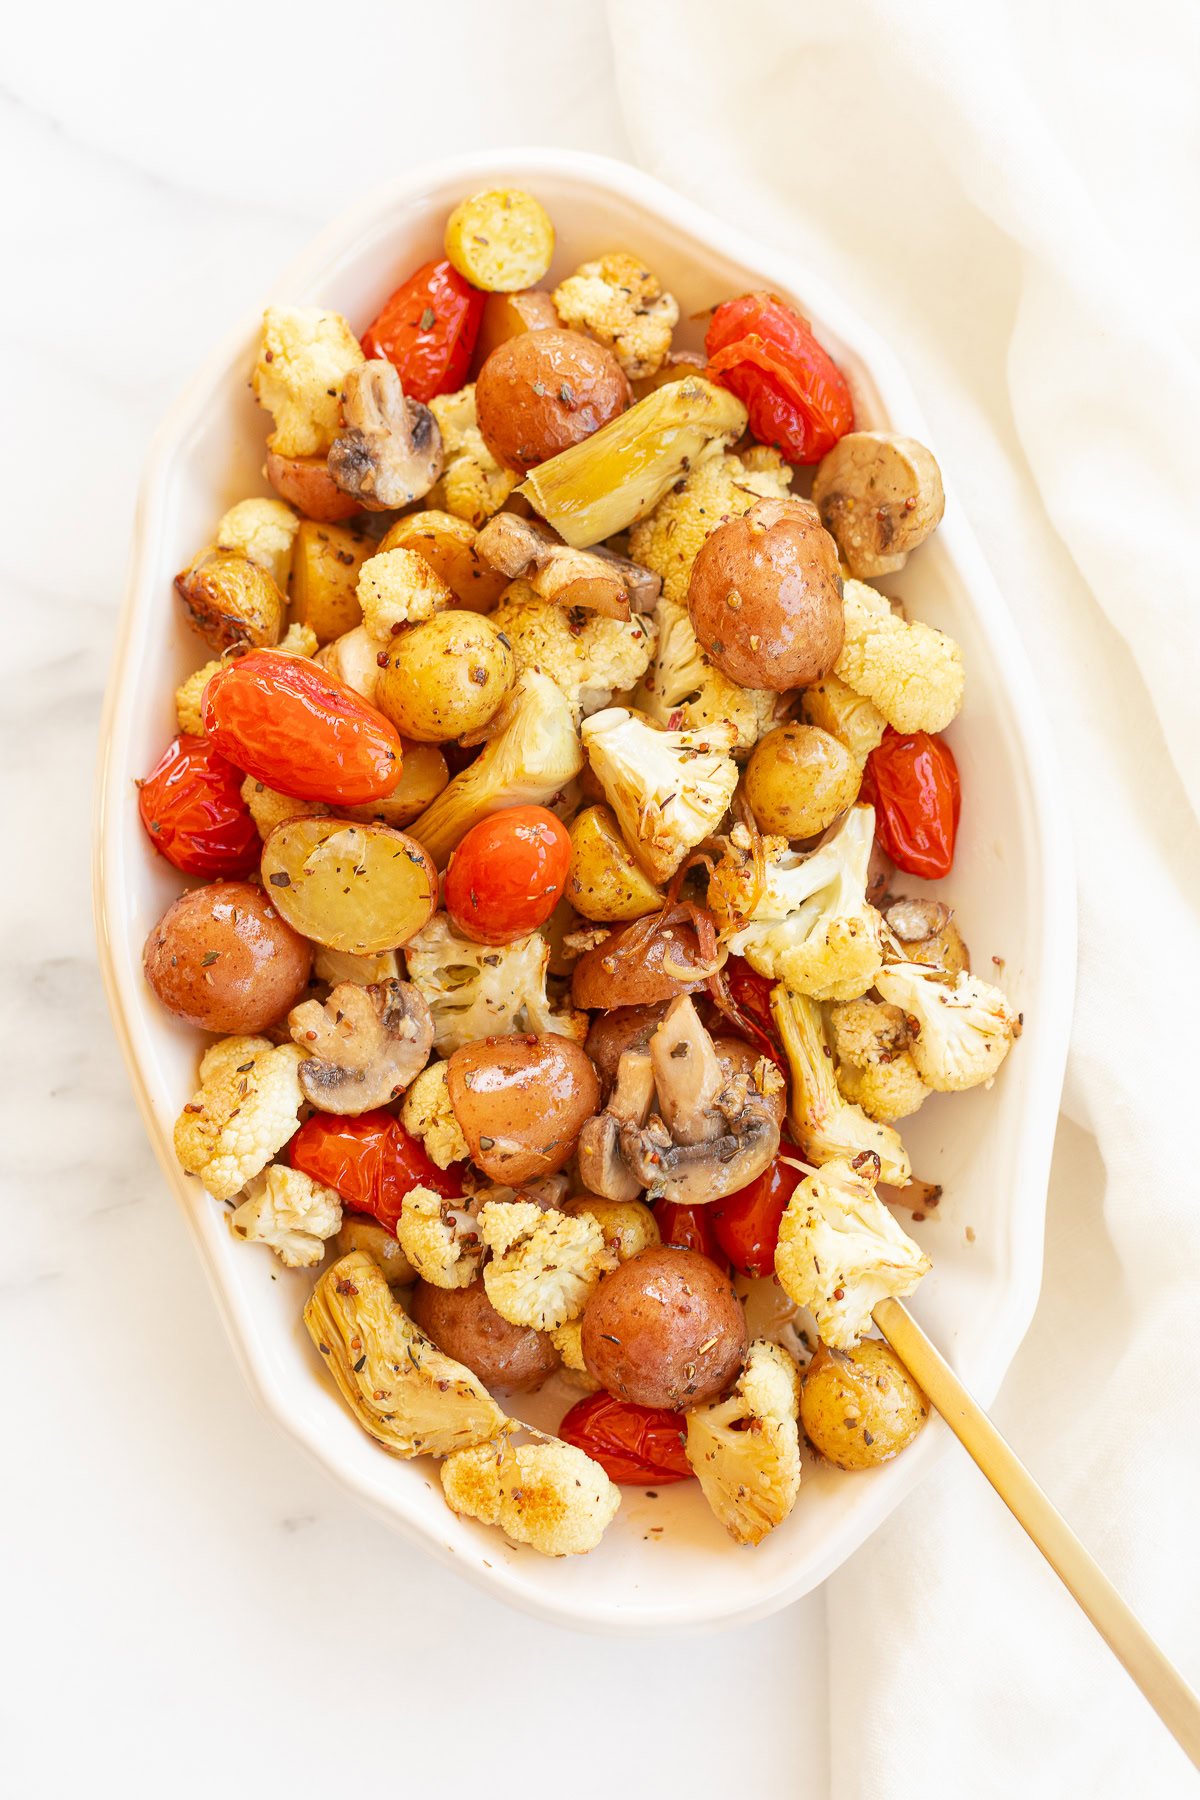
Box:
608, 1, 1200, 1791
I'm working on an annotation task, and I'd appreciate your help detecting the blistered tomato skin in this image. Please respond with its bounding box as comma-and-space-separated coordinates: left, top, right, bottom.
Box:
559, 1392, 694, 1486
202, 649, 404, 806
360, 259, 485, 403
711, 1146, 803, 1278
290, 1110, 463, 1235
443, 805, 572, 945
705, 291, 854, 464
137, 733, 260, 878
861, 729, 961, 881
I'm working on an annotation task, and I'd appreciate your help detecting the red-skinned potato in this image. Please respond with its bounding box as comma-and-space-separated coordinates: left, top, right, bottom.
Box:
266, 451, 363, 523
687, 496, 844, 691
409, 1278, 560, 1392
583, 1002, 671, 1089
475, 329, 631, 473
143, 880, 312, 1033
446, 1034, 601, 1183
581, 1245, 748, 1410
571, 921, 713, 1010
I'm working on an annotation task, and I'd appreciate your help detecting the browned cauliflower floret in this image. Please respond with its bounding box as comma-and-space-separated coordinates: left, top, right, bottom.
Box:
230, 1165, 342, 1268
837, 580, 964, 734
395, 1185, 483, 1289
441, 1435, 620, 1555
214, 497, 300, 591
357, 547, 454, 640
478, 1201, 617, 1330
553, 252, 679, 379
490, 582, 656, 722
401, 1060, 470, 1168
428, 385, 518, 526
252, 305, 364, 458
173, 1036, 306, 1201
829, 997, 930, 1123
685, 1340, 802, 1546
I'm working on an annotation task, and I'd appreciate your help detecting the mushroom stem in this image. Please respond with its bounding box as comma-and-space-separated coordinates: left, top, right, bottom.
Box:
649, 996, 726, 1146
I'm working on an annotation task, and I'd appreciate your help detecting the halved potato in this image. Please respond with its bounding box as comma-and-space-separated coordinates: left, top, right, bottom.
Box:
289, 520, 370, 643
344, 741, 449, 828
261, 816, 437, 953
470, 289, 559, 375
566, 804, 664, 922
444, 189, 555, 292
379, 510, 508, 614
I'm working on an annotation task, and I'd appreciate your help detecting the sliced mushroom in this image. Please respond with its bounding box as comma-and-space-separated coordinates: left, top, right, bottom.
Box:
618, 1106, 779, 1208
885, 897, 970, 976
289, 978, 434, 1114
576, 1048, 657, 1202
327, 360, 444, 512
475, 512, 661, 620
811, 431, 945, 579
648, 996, 725, 1146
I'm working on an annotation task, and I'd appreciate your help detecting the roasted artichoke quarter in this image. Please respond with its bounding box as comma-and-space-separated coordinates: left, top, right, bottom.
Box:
304, 1251, 507, 1458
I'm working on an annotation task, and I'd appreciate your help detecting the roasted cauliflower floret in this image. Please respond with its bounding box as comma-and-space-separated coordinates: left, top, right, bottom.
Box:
230, 1165, 342, 1268
632, 597, 780, 751
875, 961, 1018, 1092
710, 805, 884, 1003
801, 672, 888, 766
552, 252, 679, 379
395, 1185, 483, 1289
403, 915, 586, 1054
214, 497, 300, 591
836, 580, 964, 734
774, 1155, 931, 1347
173, 1036, 307, 1202
441, 1435, 620, 1556
356, 547, 454, 641
305, 1251, 506, 1456
251, 304, 364, 458
491, 582, 656, 722
581, 707, 739, 884
685, 1339, 802, 1546
771, 986, 911, 1185
627, 447, 793, 604
401, 1060, 469, 1168
478, 1201, 617, 1330
240, 774, 326, 838
428, 384, 519, 526
829, 997, 929, 1123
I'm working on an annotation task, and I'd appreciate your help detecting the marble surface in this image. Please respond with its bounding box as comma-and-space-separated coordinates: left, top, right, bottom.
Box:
3, 9, 827, 1796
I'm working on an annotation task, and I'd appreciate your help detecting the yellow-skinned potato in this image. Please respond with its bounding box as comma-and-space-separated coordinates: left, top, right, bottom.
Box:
261, 817, 437, 954
379, 510, 508, 614
343, 740, 449, 828
470, 289, 560, 375
335, 1215, 416, 1287
562, 1198, 660, 1263
373, 611, 515, 743
745, 724, 862, 840
289, 520, 370, 643
566, 804, 664, 922
800, 1339, 929, 1471
175, 550, 285, 651
444, 189, 555, 292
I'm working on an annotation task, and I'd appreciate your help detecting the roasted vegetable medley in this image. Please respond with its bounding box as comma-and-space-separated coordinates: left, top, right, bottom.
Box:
140, 185, 1020, 1558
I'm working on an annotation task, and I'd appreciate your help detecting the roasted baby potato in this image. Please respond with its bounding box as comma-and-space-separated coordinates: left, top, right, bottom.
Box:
630, 350, 705, 401
343, 740, 449, 828
475, 330, 631, 474
745, 723, 862, 839
266, 451, 363, 523
566, 804, 664, 922
581, 1246, 748, 1410
410, 1278, 561, 1394
812, 431, 945, 579
143, 880, 313, 1034
373, 610, 515, 743
288, 520, 370, 644
799, 1338, 929, 1469
378, 510, 509, 613
444, 188, 555, 292
334, 1214, 416, 1286
470, 288, 560, 375
175, 550, 285, 651
446, 1034, 601, 1183
261, 816, 437, 954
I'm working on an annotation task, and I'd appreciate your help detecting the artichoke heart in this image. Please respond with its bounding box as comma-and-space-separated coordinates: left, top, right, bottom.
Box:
519, 376, 748, 548
304, 1251, 507, 1457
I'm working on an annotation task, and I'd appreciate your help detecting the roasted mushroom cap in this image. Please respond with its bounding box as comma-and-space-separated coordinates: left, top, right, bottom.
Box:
578, 996, 782, 1205
812, 431, 945, 580
289, 978, 434, 1113
475, 512, 661, 620
327, 360, 444, 511
885, 897, 970, 976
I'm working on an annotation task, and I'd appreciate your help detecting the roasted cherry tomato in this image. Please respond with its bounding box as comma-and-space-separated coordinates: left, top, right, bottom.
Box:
653, 1200, 728, 1268
136, 733, 260, 878
202, 648, 403, 806
290, 1110, 463, 1235
860, 728, 961, 881
559, 1392, 694, 1486
442, 805, 571, 945
710, 1144, 803, 1278
360, 259, 485, 403
705, 292, 854, 463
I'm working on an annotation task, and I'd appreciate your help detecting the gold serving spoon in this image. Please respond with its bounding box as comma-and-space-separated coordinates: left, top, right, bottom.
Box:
872, 1298, 1200, 1771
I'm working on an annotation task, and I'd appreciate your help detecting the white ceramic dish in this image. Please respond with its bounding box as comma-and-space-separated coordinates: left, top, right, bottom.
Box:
94, 148, 1076, 1634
